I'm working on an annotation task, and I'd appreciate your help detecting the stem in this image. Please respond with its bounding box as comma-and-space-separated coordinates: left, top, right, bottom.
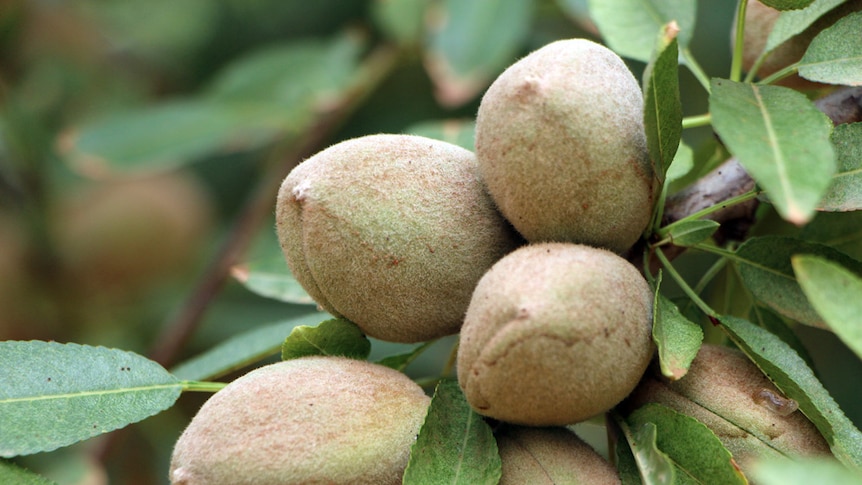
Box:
682, 113, 711, 129
690, 243, 744, 264
681, 48, 712, 92
181, 381, 227, 393
441, 340, 459, 377
655, 247, 717, 318
744, 51, 769, 83
757, 63, 798, 85
146, 44, 402, 368
681, 256, 728, 315
730, 0, 749, 82
658, 189, 759, 238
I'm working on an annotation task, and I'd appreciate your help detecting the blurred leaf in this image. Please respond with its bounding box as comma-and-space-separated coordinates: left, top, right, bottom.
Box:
800, 211, 862, 260
819, 122, 862, 210
628, 403, 746, 485
424, 0, 533, 106
62, 34, 364, 174
666, 141, 694, 185
766, 0, 846, 53
611, 421, 646, 485
643, 23, 682, 183
231, 256, 315, 305
666, 219, 721, 247
710, 79, 835, 225
372, 0, 429, 46
405, 119, 476, 150
751, 457, 862, 485
734, 236, 862, 328
759, 0, 815, 10
616, 418, 675, 485
281, 318, 371, 361
376, 341, 435, 371
653, 274, 704, 380
587, 0, 695, 62
798, 12, 862, 86
793, 255, 862, 360
403, 379, 501, 485
171, 312, 328, 381
719, 314, 862, 472
0, 341, 181, 457
0, 461, 55, 485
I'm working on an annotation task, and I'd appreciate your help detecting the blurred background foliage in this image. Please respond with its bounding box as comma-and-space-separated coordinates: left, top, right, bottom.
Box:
0, 0, 859, 483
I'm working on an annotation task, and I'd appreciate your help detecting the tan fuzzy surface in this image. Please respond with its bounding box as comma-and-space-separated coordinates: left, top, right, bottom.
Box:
497, 426, 621, 485
626, 344, 830, 474
170, 357, 431, 485
457, 242, 654, 426
475, 38, 653, 253
276, 134, 521, 343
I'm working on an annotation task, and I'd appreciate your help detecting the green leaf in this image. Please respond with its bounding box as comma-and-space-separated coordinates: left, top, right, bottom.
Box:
376, 341, 435, 371
424, 0, 533, 106
653, 285, 704, 380
62, 35, 363, 174
231, 256, 315, 305
751, 457, 862, 485
798, 12, 862, 85
643, 23, 683, 183
709, 79, 835, 225
749, 305, 816, 371
0, 341, 182, 457
171, 312, 329, 381
281, 318, 371, 361
719, 314, 862, 472
615, 418, 675, 485
405, 119, 476, 150
587, 0, 696, 62
734, 236, 862, 328
665, 141, 694, 185
0, 461, 55, 485
403, 379, 501, 485
613, 427, 646, 485
819, 122, 862, 211
793, 255, 862, 360
666, 219, 721, 247
759, 0, 815, 10
800, 211, 862, 260
628, 403, 746, 485
371, 0, 429, 46
766, 0, 846, 53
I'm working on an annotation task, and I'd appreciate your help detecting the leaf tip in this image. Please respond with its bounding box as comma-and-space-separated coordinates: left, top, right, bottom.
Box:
230, 264, 250, 283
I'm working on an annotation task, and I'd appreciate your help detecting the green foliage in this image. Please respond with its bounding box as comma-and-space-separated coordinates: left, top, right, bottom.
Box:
0, 341, 182, 457
403, 379, 501, 485
3, 1, 862, 483
281, 318, 371, 361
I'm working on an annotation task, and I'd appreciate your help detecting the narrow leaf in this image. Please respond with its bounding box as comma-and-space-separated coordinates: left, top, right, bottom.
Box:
800, 211, 862, 260
819, 122, 862, 211
612, 420, 646, 485
171, 312, 329, 381
0, 341, 182, 457
587, 0, 696, 62
403, 379, 501, 485
751, 457, 862, 485
666, 141, 694, 184
424, 0, 533, 106
798, 12, 862, 86
616, 418, 675, 485
719, 315, 862, 472
759, 0, 815, 10
643, 22, 683, 182
653, 289, 704, 380
628, 403, 747, 485
281, 318, 371, 361
766, 0, 846, 53
793, 255, 862, 360
231, 256, 315, 305
749, 305, 816, 370
666, 219, 721, 247
376, 341, 435, 371
710, 79, 835, 225
0, 461, 55, 485
734, 236, 862, 327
